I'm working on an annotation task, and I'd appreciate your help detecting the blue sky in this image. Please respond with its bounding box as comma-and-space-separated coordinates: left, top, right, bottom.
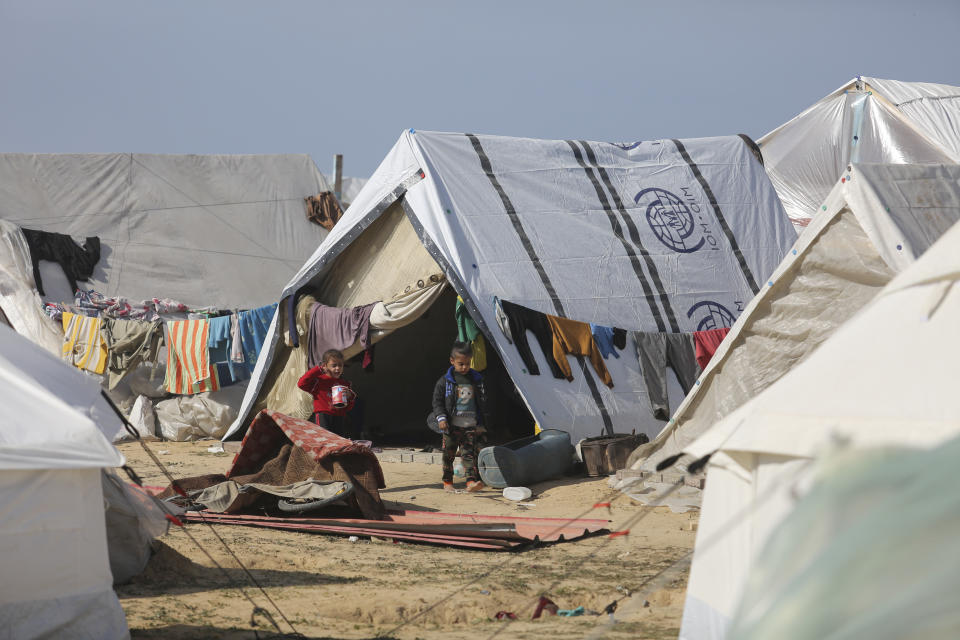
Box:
1, 1, 957, 177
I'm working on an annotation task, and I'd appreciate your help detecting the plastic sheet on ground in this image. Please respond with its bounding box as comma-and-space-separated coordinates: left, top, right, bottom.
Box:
610, 475, 701, 514
179, 509, 611, 551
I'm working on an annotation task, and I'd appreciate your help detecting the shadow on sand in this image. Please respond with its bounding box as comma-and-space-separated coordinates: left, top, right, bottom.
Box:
131, 625, 396, 640
117, 542, 364, 598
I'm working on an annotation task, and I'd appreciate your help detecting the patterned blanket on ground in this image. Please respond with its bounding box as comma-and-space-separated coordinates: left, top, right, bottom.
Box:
161, 410, 385, 519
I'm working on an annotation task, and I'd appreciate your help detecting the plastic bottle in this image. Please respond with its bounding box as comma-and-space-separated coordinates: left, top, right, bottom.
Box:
453, 459, 465, 477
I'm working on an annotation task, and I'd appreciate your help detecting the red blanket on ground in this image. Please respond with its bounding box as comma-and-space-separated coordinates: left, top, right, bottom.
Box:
228, 409, 385, 488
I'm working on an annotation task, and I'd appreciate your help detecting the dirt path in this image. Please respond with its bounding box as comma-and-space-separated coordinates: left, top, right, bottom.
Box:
116, 441, 696, 639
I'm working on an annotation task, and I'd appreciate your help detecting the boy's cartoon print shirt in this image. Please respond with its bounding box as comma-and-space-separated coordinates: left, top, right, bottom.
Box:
452, 372, 478, 428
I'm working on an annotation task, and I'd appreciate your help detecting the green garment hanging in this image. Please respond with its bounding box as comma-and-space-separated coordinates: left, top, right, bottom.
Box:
455, 296, 486, 371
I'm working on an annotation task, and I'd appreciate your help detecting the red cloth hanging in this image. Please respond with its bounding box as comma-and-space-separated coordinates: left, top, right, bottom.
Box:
693, 327, 731, 370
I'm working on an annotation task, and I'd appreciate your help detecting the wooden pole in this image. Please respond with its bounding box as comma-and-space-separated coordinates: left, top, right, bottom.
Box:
333, 154, 343, 202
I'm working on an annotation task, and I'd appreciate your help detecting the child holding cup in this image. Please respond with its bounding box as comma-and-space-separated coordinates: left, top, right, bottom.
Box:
297, 348, 356, 438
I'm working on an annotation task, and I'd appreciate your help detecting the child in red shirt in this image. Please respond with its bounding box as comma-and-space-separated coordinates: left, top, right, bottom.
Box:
297, 349, 356, 438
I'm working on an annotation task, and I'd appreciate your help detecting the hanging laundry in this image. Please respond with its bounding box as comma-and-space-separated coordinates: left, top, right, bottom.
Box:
455, 296, 479, 342
235, 303, 278, 374
208, 314, 248, 385
73, 289, 216, 321
498, 300, 565, 378
43, 301, 65, 322
306, 302, 376, 369
693, 327, 731, 370
612, 327, 627, 350
164, 319, 219, 394
470, 333, 488, 371
632, 332, 700, 420
494, 296, 512, 344
21, 228, 100, 297
101, 318, 163, 390
229, 312, 245, 364
547, 315, 614, 387
591, 324, 630, 360
61, 312, 108, 374
304, 192, 343, 231
455, 296, 486, 371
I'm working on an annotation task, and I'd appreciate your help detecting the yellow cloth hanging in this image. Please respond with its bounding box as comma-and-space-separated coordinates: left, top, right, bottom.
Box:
61, 312, 108, 374
471, 333, 488, 371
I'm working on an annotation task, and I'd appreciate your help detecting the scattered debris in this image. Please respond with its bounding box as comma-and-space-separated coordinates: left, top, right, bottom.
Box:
532, 596, 559, 619
502, 486, 532, 501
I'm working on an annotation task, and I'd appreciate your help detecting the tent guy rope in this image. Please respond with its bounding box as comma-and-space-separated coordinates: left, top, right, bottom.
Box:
102, 391, 304, 639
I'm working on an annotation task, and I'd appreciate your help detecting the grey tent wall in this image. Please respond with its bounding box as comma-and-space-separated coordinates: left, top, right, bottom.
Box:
400, 200, 615, 437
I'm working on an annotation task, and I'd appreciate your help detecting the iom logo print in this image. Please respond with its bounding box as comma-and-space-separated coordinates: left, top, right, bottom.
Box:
609, 141, 643, 150
687, 301, 736, 331
635, 187, 705, 253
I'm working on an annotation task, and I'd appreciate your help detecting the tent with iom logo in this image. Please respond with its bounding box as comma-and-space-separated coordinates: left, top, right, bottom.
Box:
223, 130, 796, 444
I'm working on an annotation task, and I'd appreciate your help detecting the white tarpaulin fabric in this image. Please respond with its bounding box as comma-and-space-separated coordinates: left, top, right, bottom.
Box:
0, 468, 130, 639
0, 325, 129, 638
0, 322, 127, 464
759, 77, 960, 231
678, 216, 960, 640
0, 153, 331, 308
0, 219, 63, 354
727, 440, 960, 640
225, 130, 795, 443
632, 163, 960, 473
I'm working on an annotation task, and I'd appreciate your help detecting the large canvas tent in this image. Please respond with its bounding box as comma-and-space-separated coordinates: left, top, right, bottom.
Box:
0, 153, 332, 309
629, 163, 960, 472
677, 215, 960, 640
724, 435, 960, 640
759, 77, 960, 230
0, 323, 129, 638
224, 130, 796, 443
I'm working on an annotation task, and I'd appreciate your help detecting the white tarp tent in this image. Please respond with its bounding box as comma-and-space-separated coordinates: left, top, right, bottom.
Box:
725, 437, 960, 640
0, 323, 129, 638
0, 153, 332, 309
629, 163, 960, 472
677, 215, 960, 640
224, 130, 795, 443
759, 77, 960, 231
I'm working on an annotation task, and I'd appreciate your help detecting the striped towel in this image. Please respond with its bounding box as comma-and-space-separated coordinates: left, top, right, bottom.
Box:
61, 312, 108, 374
164, 319, 220, 394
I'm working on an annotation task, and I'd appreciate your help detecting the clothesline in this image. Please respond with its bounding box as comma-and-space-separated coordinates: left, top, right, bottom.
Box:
43, 288, 227, 323
492, 297, 731, 421
57, 301, 277, 396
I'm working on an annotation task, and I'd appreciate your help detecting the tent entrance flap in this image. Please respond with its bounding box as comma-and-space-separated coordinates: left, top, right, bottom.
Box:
344, 286, 534, 441
231, 199, 534, 441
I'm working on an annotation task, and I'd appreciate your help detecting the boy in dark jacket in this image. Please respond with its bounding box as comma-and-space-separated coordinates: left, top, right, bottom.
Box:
432, 341, 487, 492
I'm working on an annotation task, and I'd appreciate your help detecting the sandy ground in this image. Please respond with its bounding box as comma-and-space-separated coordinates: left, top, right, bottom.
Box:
116, 440, 697, 640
